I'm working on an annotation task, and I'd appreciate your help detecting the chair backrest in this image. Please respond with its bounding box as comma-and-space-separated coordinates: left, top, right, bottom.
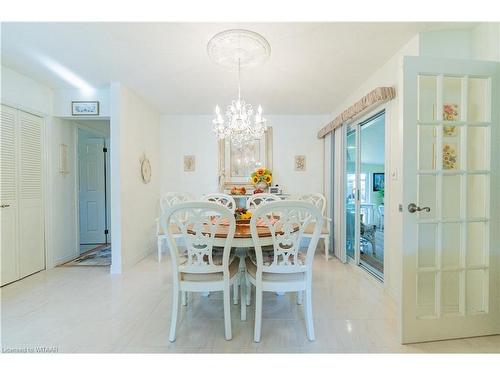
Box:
297, 193, 326, 217
249, 200, 323, 274
246, 193, 280, 210
162, 201, 236, 276
201, 193, 236, 212
160, 192, 192, 213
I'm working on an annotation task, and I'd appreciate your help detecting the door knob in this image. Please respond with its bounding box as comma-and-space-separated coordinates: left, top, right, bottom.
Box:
408, 203, 430, 213
0, 204, 11, 208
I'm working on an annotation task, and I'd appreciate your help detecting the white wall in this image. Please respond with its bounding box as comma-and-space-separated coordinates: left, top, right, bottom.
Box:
160, 114, 330, 199
53, 88, 111, 117
110, 83, 161, 273
471, 22, 500, 62
1, 65, 53, 115
48, 118, 78, 265
324, 34, 420, 301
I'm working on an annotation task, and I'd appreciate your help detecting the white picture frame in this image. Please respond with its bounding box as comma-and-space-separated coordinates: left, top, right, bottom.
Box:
72, 101, 99, 116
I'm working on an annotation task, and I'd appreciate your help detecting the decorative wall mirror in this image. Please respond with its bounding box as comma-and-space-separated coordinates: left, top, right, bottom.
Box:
218, 127, 273, 191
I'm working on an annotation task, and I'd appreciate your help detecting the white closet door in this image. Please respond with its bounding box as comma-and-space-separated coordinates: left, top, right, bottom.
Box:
18, 110, 45, 278
1, 105, 19, 285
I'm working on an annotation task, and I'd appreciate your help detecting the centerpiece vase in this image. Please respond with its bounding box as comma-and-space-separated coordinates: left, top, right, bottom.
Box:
256, 181, 268, 190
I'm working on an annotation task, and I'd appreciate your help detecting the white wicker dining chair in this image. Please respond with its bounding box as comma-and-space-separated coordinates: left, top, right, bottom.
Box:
243, 200, 323, 342
163, 201, 238, 342
201, 193, 236, 212
297, 193, 332, 261
246, 192, 280, 210
156, 192, 192, 262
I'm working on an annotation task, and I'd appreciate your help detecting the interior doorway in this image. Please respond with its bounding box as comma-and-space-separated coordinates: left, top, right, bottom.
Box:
73, 122, 111, 266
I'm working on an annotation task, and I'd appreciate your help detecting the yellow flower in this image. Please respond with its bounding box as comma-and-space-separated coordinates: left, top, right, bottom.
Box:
252, 176, 259, 184
265, 174, 272, 184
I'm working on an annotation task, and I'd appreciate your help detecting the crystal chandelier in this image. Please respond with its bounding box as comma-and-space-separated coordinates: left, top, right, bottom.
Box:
208, 29, 270, 147
212, 59, 266, 147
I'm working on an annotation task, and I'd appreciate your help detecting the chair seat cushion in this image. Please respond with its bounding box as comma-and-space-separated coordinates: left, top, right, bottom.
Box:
303, 222, 329, 235
245, 257, 305, 282
180, 257, 240, 281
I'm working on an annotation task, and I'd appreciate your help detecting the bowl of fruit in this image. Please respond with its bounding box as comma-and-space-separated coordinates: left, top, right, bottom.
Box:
234, 208, 252, 224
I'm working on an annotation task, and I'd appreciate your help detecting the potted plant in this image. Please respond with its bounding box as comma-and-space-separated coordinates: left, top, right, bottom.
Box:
251, 167, 272, 190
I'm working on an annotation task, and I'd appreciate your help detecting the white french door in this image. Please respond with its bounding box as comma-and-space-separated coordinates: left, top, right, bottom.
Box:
401, 57, 499, 343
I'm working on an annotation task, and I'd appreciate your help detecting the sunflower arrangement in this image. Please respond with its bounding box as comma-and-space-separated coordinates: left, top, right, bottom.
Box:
250, 167, 272, 187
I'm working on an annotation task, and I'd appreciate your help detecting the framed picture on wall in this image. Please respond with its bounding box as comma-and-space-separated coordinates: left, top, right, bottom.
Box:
72, 101, 99, 116
184, 155, 195, 172
373, 172, 385, 191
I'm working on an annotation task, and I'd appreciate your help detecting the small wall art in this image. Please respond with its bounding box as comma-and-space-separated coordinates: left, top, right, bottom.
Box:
373, 173, 385, 192
294, 155, 306, 171
72, 101, 99, 116
184, 155, 195, 172
59, 144, 69, 175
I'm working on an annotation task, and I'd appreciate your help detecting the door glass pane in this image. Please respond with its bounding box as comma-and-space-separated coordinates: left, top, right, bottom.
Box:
359, 113, 385, 277
467, 222, 486, 267
468, 77, 490, 123
467, 174, 487, 218
442, 223, 461, 268
466, 269, 487, 314
467, 126, 488, 170
418, 175, 436, 219
418, 126, 436, 170
443, 76, 462, 121
442, 175, 461, 219
442, 271, 461, 315
418, 75, 437, 122
345, 128, 356, 260
418, 223, 437, 268
417, 272, 437, 318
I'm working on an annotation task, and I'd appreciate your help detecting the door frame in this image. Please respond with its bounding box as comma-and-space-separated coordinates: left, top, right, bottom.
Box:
75, 124, 110, 254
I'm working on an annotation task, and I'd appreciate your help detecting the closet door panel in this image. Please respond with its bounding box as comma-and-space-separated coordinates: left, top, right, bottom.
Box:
18, 110, 44, 278
1, 105, 19, 285
19, 201, 44, 277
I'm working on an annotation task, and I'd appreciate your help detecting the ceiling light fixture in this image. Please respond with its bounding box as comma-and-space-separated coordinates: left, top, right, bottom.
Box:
207, 29, 271, 147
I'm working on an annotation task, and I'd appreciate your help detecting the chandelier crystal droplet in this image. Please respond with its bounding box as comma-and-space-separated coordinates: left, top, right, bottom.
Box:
212, 59, 267, 147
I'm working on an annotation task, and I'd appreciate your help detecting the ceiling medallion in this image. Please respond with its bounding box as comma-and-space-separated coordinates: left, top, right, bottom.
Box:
208, 29, 271, 148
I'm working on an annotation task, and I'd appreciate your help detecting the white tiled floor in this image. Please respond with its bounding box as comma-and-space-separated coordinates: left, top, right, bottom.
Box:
1, 252, 499, 353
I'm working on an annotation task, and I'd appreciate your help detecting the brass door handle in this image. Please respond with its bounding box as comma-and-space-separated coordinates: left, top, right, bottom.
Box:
0, 204, 11, 208
408, 203, 430, 213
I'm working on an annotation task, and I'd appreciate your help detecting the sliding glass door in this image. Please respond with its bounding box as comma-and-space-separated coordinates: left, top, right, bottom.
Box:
344, 110, 385, 279
345, 126, 357, 261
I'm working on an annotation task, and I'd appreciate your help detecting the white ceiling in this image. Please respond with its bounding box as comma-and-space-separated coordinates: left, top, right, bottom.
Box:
1, 22, 476, 114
